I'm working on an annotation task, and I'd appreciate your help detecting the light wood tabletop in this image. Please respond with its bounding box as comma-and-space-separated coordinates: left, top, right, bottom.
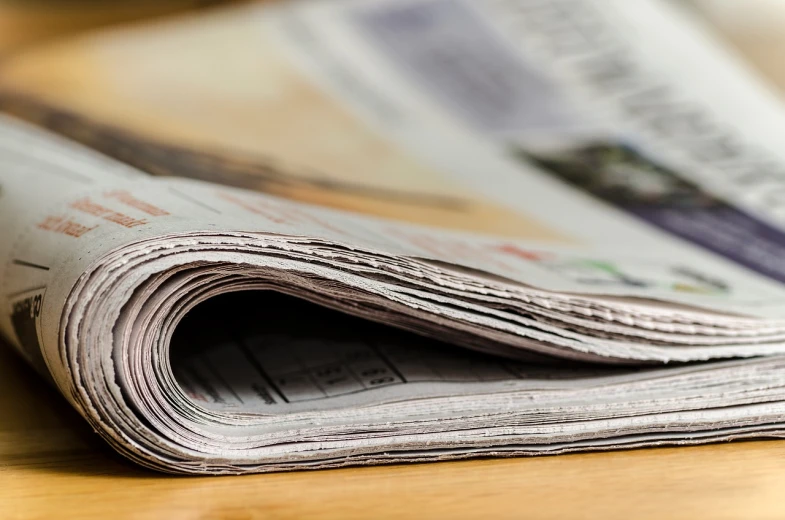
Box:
5, 2, 785, 519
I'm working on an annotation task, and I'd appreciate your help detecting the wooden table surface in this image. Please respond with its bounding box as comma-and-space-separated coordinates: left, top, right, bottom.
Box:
6, 2, 785, 519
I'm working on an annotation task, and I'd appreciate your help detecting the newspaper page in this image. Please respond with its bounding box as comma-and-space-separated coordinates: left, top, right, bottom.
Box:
2, 0, 785, 474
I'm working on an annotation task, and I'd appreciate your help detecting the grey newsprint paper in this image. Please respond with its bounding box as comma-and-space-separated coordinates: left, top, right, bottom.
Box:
5, 0, 785, 474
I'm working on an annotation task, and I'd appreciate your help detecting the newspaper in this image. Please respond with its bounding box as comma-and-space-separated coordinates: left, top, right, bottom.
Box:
3, 0, 785, 474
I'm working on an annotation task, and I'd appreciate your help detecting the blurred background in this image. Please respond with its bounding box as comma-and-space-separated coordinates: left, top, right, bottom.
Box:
690, 0, 785, 90
0, 1, 246, 54
2, 0, 784, 239
1, 0, 784, 92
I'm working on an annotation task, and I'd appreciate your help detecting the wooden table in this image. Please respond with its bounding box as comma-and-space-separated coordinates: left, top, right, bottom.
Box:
2, 343, 785, 520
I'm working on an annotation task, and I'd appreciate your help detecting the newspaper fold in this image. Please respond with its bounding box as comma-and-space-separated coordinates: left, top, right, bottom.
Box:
4, 0, 785, 474
3, 116, 785, 474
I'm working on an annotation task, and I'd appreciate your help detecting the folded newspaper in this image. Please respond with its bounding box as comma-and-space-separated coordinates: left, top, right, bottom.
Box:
4, 0, 785, 475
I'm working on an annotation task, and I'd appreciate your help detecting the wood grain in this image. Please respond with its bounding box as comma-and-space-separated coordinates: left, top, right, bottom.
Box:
2, 342, 785, 520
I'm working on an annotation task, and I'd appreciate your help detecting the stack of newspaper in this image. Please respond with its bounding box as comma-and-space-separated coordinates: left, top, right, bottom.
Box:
3, 0, 785, 474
